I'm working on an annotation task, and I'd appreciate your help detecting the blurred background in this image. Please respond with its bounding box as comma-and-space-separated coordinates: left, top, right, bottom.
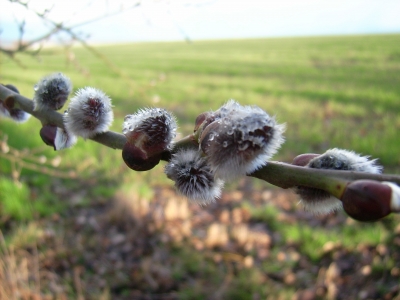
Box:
1, 1, 400, 299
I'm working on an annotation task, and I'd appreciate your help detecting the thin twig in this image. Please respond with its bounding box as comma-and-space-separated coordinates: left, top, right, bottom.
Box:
2, 0, 141, 89
0, 152, 77, 179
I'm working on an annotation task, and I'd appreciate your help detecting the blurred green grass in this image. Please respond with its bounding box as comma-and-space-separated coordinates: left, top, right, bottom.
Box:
1, 33, 400, 300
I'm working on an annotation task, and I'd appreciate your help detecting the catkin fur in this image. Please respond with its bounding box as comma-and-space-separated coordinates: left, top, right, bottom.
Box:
200, 100, 285, 181
33, 73, 72, 111
296, 148, 382, 214
123, 107, 177, 151
54, 127, 77, 150
165, 149, 224, 205
64, 87, 113, 139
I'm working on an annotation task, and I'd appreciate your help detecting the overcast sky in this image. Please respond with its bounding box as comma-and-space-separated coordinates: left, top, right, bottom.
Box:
1, 0, 400, 45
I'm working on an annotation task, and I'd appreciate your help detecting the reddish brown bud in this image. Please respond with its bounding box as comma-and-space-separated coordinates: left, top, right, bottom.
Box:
122, 142, 161, 171
0, 84, 29, 122
194, 112, 211, 133
123, 108, 177, 157
292, 153, 320, 166
40, 125, 57, 149
341, 180, 392, 222
3, 96, 15, 110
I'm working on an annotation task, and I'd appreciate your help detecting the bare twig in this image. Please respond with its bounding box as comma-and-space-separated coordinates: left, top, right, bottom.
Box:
0, 152, 77, 179
2, 0, 141, 88
0, 85, 127, 149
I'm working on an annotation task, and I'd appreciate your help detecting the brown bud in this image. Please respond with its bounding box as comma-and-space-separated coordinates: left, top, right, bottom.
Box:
341, 180, 392, 222
122, 142, 160, 171
3, 96, 15, 110
123, 108, 176, 156
199, 120, 220, 155
194, 112, 211, 133
40, 125, 57, 150
292, 153, 320, 166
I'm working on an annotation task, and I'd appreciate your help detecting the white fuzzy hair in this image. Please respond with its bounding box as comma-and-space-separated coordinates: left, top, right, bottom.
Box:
123, 107, 177, 149
33, 73, 72, 111
165, 149, 224, 205
297, 148, 382, 214
201, 100, 285, 181
54, 127, 77, 150
64, 87, 113, 139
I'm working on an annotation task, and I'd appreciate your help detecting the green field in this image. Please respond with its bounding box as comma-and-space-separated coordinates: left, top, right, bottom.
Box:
1, 34, 400, 299
2, 34, 400, 167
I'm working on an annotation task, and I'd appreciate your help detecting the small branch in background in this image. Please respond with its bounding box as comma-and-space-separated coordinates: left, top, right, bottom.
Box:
73, 266, 85, 300
0, 133, 77, 182
1, 0, 141, 88
0, 152, 76, 180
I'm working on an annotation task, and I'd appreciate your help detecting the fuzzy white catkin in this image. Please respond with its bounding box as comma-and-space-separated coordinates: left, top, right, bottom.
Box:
0, 101, 31, 123
165, 149, 224, 205
295, 186, 344, 215
297, 148, 383, 214
33, 73, 72, 111
308, 148, 382, 174
123, 107, 177, 150
54, 127, 77, 150
200, 100, 285, 181
64, 87, 113, 139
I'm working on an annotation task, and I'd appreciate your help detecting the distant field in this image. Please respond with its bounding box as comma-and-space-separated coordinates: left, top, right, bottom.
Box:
1, 34, 400, 170
1, 35, 400, 300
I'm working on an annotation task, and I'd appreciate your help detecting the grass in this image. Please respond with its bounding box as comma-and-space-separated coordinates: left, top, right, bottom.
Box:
0, 177, 33, 221
2, 34, 400, 216
246, 199, 392, 262
2, 34, 400, 167
1, 34, 400, 299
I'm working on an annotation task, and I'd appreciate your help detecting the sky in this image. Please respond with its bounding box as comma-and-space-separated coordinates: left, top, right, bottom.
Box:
1, 0, 400, 45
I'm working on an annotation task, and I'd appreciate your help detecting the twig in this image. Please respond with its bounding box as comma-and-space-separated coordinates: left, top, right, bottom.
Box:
0, 85, 126, 149
73, 266, 85, 300
251, 162, 400, 190
0, 152, 77, 179
2, 0, 142, 89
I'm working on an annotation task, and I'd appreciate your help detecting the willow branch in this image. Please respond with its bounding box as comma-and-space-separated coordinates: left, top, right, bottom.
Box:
0, 85, 126, 149
251, 162, 400, 198
1, 84, 400, 194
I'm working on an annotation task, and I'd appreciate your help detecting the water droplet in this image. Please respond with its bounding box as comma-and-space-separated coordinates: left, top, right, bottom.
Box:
222, 141, 228, 148
208, 133, 215, 141
238, 143, 249, 151
33, 84, 39, 91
